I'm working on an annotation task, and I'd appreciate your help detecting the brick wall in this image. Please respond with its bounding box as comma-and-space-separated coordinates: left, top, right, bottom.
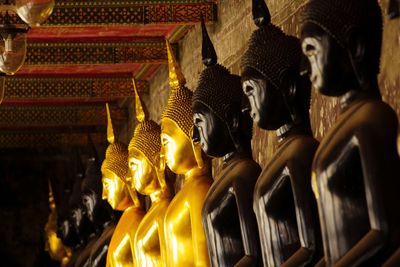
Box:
141, 0, 400, 176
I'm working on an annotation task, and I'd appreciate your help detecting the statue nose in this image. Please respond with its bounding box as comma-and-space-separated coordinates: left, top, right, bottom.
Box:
241, 94, 251, 113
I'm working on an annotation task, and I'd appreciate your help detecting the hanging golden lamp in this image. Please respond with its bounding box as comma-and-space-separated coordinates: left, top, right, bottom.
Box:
0, 10, 28, 75
15, 0, 55, 27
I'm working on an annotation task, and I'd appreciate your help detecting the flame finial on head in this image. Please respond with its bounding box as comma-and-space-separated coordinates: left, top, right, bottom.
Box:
166, 40, 186, 91
87, 133, 98, 162
252, 0, 271, 27
132, 77, 149, 123
201, 15, 217, 67
106, 103, 115, 144
48, 180, 56, 211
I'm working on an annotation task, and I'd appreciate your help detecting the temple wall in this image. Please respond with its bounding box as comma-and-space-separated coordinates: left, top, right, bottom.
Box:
142, 0, 400, 176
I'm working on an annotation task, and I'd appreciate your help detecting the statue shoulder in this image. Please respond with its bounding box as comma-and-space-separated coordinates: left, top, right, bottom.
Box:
354, 99, 398, 137
287, 135, 319, 162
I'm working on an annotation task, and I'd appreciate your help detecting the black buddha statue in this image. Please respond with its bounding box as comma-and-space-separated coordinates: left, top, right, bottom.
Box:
388, 0, 399, 19
66, 153, 97, 267
57, 205, 80, 267
57, 190, 80, 254
240, 0, 322, 266
301, 0, 400, 266
80, 137, 118, 267
192, 17, 262, 267
64, 171, 94, 266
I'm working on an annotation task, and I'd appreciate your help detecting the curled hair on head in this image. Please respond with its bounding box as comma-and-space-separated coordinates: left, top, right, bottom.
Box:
194, 15, 249, 138
301, 0, 383, 78
241, 0, 311, 126
252, 0, 271, 27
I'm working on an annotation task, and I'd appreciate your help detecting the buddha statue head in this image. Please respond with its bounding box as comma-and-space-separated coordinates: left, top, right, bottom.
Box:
81, 136, 113, 229
161, 40, 209, 175
101, 104, 132, 211
192, 17, 253, 158
128, 78, 168, 199
241, 0, 311, 133
300, 0, 382, 97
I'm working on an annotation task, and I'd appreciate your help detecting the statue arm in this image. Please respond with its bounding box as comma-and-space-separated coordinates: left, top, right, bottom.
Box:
282, 156, 321, 267
335, 230, 384, 267
335, 124, 398, 266
190, 188, 212, 267
234, 186, 261, 267
281, 247, 313, 267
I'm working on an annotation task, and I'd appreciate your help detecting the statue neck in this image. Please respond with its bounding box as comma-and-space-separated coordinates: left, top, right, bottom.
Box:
276, 119, 312, 143
223, 147, 252, 165
149, 188, 168, 203
184, 163, 210, 183
339, 80, 380, 110
93, 205, 112, 232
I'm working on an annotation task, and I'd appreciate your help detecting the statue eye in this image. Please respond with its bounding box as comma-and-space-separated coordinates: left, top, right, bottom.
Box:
244, 85, 254, 95
302, 37, 320, 57
161, 137, 169, 146
194, 117, 202, 126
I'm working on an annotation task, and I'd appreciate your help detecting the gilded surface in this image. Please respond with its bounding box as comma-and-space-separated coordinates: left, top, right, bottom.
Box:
102, 104, 144, 267
160, 42, 212, 265
161, 118, 212, 267
129, 148, 170, 267
44, 183, 71, 267
106, 205, 145, 267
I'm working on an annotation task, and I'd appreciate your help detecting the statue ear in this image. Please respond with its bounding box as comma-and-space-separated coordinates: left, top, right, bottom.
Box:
224, 107, 240, 134
224, 108, 244, 152
347, 28, 366, 63
279, 70, 301, 124
190, 126, 204, 169
347, 28, 370, 90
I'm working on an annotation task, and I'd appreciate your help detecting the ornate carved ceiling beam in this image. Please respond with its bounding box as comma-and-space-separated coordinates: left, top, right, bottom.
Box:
0, 132, 107, 148
43, 1, 217, 26
0, 105, 127, 130
17, 63, 161, 80
2, 77, 147, 105
27, 25, 187, 43
25, 40, 178, 65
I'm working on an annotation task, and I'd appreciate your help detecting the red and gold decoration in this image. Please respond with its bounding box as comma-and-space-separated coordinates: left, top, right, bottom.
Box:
0, 0, 217, 149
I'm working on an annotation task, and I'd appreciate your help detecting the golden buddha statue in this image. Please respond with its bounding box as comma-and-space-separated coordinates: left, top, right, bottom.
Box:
44, 181, 72, 267
101, 103, 144, 267
129, 78, 171, 267
161, 40, 213, 267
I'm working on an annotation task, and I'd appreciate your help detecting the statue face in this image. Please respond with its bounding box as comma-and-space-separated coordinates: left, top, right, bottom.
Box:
128, 148, 158, 195
161, 118, 197, 174
57, 218, 78, 247
301, 22, 357, 96
81, 190, 97, 222
101, 169, 126, 210
70, 207, 83, 232
242, 68, 289, 130
192, 102, 235, 158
